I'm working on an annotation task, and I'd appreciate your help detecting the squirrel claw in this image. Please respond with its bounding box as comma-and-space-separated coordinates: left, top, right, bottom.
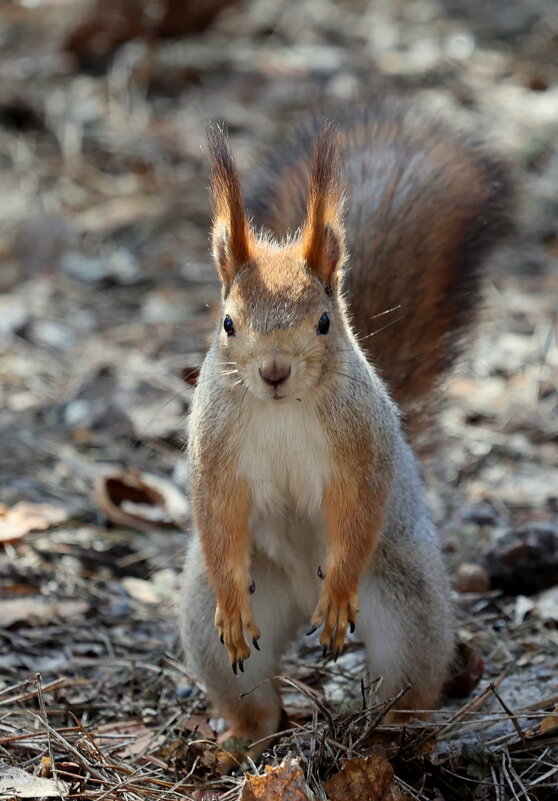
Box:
252, 636, 260, 650
306, 623, 319, 636
215, 599, 259, 670
311, 588, 359, 660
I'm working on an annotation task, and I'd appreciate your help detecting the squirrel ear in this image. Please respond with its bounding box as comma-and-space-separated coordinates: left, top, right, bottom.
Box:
208, 125, 252, 289
301, 123, 346, 287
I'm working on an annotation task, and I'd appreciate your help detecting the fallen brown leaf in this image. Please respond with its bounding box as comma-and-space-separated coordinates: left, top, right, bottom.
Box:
94, 469, 189, 531
324, 756, 409, 801
39, 756, 52, 777
539, 704, 558, 735
91, 720, 163, 758
0, 598, 89, 627
454, 562, 491, 593
443, 642, 485, 698
240, 758, 313, 801
181, 714, 215, 739
0, 502, 69, 543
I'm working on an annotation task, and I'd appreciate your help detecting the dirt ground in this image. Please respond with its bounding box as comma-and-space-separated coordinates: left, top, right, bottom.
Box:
0, 1, 557, 799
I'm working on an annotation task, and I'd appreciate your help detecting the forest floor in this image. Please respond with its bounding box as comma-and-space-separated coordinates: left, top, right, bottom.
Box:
0, 1, 557, 799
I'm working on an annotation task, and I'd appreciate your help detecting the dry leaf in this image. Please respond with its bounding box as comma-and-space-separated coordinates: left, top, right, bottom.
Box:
443, 642, 485, 698
514, 595, 535, 625
532, 587, 558, 622
324, 756, 409, 801
239, 758, 313, 801
91, 720, 163, 758
454, 563, 491, 593
539, 704, 558, 735
121, 577, 160, 605
513, 588, 558, 625
0, 598, 89, 627
94, 469, 189, 532
181, 714, 215, 739
39, 757, 52, 777
0, 502, 69, 543
0, 765, 69, 798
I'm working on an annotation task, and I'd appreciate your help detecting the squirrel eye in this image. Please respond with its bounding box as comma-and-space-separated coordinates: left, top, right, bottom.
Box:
317, 312, 330, 335
223, 315, 235, 336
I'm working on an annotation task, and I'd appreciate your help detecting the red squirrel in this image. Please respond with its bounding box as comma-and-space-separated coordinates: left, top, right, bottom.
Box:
179, 97, 513, 765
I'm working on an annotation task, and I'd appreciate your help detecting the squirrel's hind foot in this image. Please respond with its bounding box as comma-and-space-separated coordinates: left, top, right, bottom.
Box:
382, 686, 440, 725
215, 706, 288, 773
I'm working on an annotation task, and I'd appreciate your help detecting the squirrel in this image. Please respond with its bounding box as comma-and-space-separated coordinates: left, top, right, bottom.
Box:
179, 97, 513, 765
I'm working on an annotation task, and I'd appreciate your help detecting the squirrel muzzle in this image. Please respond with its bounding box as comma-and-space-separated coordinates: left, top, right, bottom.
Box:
258, 359, 292, 390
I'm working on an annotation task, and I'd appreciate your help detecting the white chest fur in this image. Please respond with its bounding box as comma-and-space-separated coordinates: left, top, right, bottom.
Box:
234, 397, 329, 603
237, 397, 330, 519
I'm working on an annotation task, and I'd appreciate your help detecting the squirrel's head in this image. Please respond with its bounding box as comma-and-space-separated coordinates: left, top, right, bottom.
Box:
208, 124, 346, 402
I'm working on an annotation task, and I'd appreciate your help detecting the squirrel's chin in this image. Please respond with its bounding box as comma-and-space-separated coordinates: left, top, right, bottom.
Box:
263, 391, 289, 402
248, 386, 294, 403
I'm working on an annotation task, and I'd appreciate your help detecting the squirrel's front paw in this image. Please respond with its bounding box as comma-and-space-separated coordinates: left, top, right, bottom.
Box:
215, 600, 261, 674
309, 588, 358, 660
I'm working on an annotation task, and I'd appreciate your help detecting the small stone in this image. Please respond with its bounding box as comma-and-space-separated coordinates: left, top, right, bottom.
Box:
61, 251, 108, 282
461, 501, 498, 525
455, 563, 491, 593
174, 685, 193, 701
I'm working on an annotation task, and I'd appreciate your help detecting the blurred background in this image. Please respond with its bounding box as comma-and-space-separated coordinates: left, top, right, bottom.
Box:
0, 0, 557, 794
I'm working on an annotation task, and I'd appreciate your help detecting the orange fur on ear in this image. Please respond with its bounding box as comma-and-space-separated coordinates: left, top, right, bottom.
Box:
301, 124, 346, 287
208, 125, 252, 287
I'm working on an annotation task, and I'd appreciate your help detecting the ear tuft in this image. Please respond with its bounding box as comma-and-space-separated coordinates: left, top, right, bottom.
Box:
207, 124, 252, 288
301, 123, 346, 287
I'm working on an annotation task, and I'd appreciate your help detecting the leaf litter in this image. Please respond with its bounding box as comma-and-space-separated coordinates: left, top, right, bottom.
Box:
0, 0, 557, 799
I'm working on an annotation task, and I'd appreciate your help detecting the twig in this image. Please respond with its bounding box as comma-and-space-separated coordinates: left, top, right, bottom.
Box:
489, 684, 527, 747
0, 726, 81, 746
0, 678, 68, 707
35, 673, 65, 798
89, 766, 158, 801
352, 685, 411, 749
528, 764, 558, 787
29, 710, 107, 783
278, 676, 336, 739
501, 750, 531, 801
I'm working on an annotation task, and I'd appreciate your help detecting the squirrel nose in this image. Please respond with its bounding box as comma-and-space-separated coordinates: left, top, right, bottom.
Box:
259, 361, 291, 387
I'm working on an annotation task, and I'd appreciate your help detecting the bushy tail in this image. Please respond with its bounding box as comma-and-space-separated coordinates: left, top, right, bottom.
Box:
247, 98, 514, 430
